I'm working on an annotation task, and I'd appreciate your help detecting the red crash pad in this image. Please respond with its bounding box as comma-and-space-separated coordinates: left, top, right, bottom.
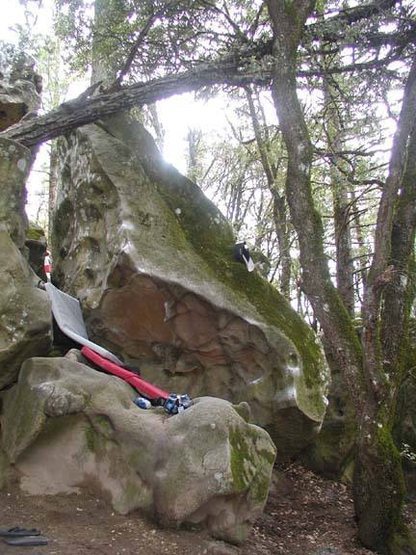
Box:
81, 346, 169, 401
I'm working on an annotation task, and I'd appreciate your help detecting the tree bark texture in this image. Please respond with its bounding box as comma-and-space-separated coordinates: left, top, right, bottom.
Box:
266, 0, 366, 415
352, 421, 408, 553
245, 88, 292, 299
380, 80, 416, 400
0, 60, 271, 148
323, 76, 355, 316
272, 190, 291, 299
359, 56, 416, 415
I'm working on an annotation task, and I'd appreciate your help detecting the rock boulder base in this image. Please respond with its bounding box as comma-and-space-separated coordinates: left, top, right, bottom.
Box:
1, 353, 276, 544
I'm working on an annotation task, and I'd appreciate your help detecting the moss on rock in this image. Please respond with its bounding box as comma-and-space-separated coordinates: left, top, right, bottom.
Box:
155, 165, 326, 412
229, 425, 276, 505
26, 221, 46, 242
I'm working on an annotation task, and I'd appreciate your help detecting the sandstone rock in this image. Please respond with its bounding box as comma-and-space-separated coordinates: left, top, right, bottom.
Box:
25, 238, 48, 281
0, 121, 52, 393
0, 53, 41, 132
0, 447, 10, 490
0, 231, 51, 389
204, 540, 241, 554
1, 355, 276, 544
0, 138, 32, 248
0, 55, 42, 260
51, 117, 329, 456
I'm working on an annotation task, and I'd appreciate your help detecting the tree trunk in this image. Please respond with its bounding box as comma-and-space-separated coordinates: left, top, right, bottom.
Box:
0, 55, 271, 148
266, 0, 366, 419
350, 187, 369, 294
380, 120, 416, 381
245, 87, 292, 299
323, 77, 355, 315
266, 1, 416, 552
186, 128, 203, 183
48, 141, 59, 245
272, 190, 291, 298
333, 190, 355, 315
353, 420, 408, 553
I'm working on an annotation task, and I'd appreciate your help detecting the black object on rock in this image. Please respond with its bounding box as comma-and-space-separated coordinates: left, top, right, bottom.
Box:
233, 242, 255, 272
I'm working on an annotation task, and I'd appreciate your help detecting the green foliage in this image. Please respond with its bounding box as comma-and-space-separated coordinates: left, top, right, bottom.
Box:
55, 0, 94, 73
54, 0, 271, 82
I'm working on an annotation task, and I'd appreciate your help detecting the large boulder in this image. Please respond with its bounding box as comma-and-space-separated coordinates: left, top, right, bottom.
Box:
51, 116, 329, 456
0, 52, 42, 249
0, 126, 51, 394
0, 231, 51, 389
1, 353, 276, 544
0, 73, 52, 391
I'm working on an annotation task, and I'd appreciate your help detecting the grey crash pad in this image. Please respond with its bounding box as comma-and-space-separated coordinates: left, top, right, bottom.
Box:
45, 282, 123, 365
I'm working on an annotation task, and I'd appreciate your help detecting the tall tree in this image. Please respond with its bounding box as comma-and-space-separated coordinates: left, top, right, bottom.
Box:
245, 86, 292, 298
322, 73, 355, 315
266, 0, 416, 551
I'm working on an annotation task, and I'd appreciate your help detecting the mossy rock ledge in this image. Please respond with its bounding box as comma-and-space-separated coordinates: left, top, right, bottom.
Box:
51, 116, 329, 456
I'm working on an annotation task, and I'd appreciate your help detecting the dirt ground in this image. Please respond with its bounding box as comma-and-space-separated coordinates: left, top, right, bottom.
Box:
0, 462, 413, 555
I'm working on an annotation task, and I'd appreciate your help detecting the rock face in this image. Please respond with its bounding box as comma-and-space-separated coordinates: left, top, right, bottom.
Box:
0, 54, 42, 248
0, 67, 51, 391
0, 137, 32, 248
0, 129, 51, 395
51, 117, 329, 456
1, 354, 276, 544
0, 231, 51, 388
25, 221, 48, 281
0, 53, 42, 133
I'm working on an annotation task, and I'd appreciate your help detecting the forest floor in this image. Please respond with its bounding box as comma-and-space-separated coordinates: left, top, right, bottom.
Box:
0, 462, 414, 555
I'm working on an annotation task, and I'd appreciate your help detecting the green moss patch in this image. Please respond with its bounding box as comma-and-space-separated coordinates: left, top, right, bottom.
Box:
229, 426, 276, 505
